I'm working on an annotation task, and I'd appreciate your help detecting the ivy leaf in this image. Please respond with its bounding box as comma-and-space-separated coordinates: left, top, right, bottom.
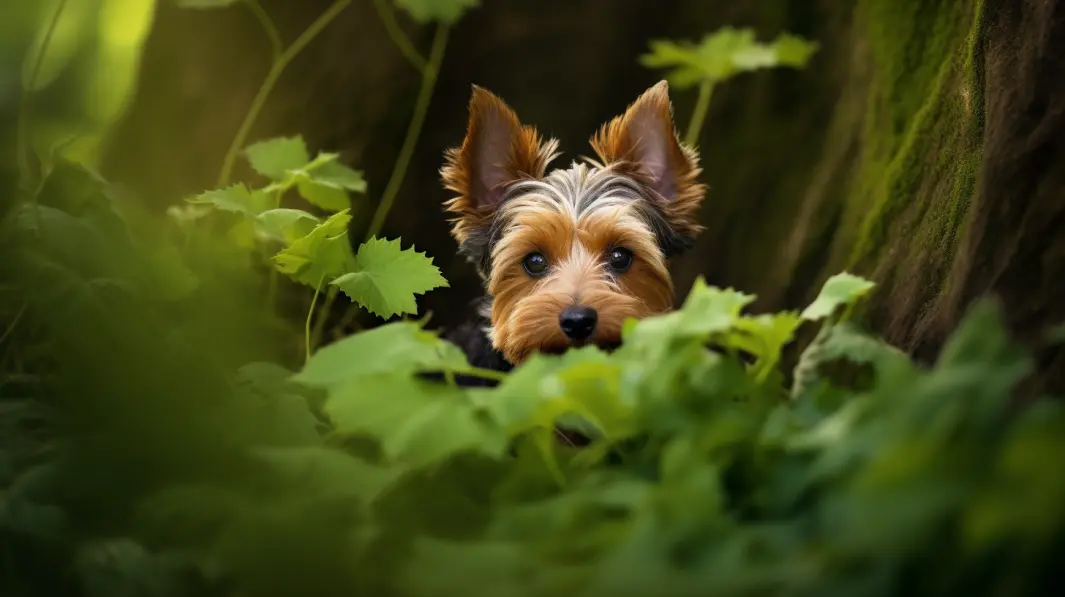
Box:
294, 321, 469, 389
801, 272, 876, 320
394, 0, 479, 24
272, 210, 354, 288
641, 28, 819, 89
331, 237, 449, 319
255, 209, 321, 245
187, 183, 272, 217
244, 136, 311, 181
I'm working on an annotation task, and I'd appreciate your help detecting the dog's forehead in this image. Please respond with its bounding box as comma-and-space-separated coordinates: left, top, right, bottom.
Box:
501, 161, 650, 218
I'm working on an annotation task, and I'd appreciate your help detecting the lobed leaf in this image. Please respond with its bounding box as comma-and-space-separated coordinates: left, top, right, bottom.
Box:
272, 210, 354, 288
801, 272, 876, 321
244, 136, 311, 181
187, 183, 273, 217
331, 237, 448, 319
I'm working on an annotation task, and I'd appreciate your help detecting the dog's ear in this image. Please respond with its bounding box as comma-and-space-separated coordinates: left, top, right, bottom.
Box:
590, 80, 705, 237
442, 86, 558, 246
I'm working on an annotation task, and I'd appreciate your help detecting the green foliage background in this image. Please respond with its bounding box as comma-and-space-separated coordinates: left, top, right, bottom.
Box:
2, 2, 1064, 597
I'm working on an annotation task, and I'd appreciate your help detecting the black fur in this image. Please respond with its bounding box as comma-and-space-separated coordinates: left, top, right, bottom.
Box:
419, 300, 512, 388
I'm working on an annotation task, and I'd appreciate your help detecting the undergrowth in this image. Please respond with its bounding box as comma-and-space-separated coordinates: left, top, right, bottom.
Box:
2, 2, 1064, 597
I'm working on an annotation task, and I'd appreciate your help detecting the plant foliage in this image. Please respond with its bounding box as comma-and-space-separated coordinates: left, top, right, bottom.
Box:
3, 159, 1064, 597
642, 27, 820, 89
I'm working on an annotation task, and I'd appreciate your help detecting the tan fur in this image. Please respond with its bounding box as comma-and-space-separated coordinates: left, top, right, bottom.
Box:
589, 80, 707, 238
441, 82, 706, 365
487, 206, 673, 364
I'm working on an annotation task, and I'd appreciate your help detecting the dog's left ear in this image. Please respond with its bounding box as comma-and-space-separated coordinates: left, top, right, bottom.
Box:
442, 86, 558, 248
590, 80, 705, 238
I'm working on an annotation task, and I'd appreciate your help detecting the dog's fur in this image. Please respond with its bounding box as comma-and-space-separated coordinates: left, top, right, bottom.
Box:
440, 81, 706, 368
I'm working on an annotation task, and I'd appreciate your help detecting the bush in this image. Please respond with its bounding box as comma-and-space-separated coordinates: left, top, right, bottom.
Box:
1, 157, 1063, 597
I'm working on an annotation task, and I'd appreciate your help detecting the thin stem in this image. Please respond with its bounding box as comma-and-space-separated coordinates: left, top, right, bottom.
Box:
308, 24, 447, 348
244, 0, 283, 61
305, 275, 326, 362
266, 188, 282, 310
372, 0, 427, 72
684, 80, 714, 148
365, 24, 449, 240
17, 0, 70, 189
217, 0, 352, 188
460, 366, 508, 382
308, 285, 339, 351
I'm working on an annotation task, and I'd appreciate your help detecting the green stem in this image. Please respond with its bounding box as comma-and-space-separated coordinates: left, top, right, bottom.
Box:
308, 24, 448, 349
217, 0, 352, 188
365, 24, 449, 240
305, 275, 326, 362
266, 188, 283, 310
460, 366, 508, 382
17, 0, 70, 190
372, 0, 427, 72
244, 0, 283, 61
684, 80, 714, 148
308, 285, 338, 351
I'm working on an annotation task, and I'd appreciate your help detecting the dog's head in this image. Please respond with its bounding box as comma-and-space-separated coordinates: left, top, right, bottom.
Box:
441, 81, 706, 364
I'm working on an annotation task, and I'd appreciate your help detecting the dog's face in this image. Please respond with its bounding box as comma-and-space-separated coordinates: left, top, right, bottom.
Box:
441, 81, 706, 364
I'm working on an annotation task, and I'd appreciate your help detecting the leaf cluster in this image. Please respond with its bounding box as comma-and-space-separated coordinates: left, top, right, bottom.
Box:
4, 174, 1063, 597
185, 135, 446, 319
642, 27, 819, 89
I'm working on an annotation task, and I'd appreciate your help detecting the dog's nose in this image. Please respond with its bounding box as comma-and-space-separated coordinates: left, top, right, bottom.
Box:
559, 306, 598, 341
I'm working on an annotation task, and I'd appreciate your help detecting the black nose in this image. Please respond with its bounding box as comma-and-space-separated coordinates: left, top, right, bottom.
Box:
559, 306, 598, 341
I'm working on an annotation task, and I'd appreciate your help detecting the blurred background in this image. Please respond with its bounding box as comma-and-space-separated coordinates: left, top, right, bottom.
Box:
3, 0, 1063, 393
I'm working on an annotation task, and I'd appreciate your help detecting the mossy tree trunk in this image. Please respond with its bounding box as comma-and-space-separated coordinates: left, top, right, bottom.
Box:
104, 0, 1065, 394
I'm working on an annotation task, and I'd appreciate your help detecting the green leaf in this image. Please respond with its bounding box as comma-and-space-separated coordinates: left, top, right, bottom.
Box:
640, 27, 819, 89
295, 180, 350, 213
272, 210, 354, 288
331, 237, 449, 319
325, 374, 506, 467
187, 183, 272, 217
287, 153, 366, 212
622, 277, 754, 351
817, 322, 909, 367
255, 208, 321, 245
244, 136, 311, 181
725, 311, 803, 380
294, 321, 469, 389
801, 272, 876, 321
394, 0, 479, 24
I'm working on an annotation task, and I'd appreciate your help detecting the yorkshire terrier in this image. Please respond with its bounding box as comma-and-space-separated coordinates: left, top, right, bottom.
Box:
440, 81, 707, 376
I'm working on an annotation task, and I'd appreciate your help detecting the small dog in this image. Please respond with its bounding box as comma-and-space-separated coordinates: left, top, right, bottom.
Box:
440, 81, 707, 371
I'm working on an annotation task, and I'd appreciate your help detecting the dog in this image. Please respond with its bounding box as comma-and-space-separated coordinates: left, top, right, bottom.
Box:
440, 80, 707, 376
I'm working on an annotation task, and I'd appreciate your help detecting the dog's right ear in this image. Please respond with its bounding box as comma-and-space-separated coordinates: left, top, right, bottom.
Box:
441, 86, 558, 246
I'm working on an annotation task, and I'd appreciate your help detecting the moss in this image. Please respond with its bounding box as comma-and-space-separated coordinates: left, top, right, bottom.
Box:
839, 0, 985, 282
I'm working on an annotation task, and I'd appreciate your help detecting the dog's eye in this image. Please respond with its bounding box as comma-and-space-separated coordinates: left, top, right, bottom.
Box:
522, 252, 548, 276
607, 248, 633, 273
